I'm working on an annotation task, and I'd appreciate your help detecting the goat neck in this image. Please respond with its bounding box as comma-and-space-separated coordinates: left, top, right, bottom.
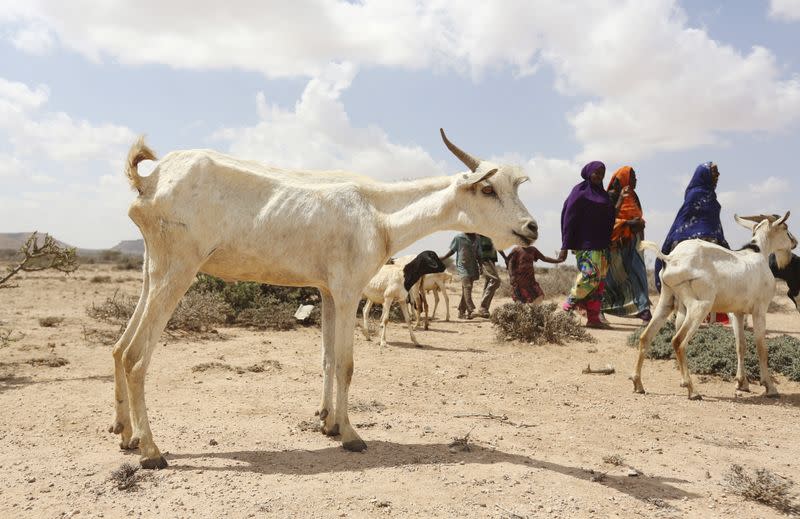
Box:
367, 177, 460, 254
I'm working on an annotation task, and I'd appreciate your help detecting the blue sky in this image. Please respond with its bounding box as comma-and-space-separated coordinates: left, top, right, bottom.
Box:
1, 0, 799, 261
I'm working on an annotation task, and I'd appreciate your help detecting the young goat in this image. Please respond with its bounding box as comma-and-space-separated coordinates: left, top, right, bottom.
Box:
112, 129, 538, 468
769, 252, 800, 311
633, 212, 796, 400
361, 251, 445, 348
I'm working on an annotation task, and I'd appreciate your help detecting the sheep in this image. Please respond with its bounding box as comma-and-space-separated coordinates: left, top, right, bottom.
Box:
111, 128, 539, 468
769, 252, 800, 311
361, 250, 445, 348
633, 212, 796, 400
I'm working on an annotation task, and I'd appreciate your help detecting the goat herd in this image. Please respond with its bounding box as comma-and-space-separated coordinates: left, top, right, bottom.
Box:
111, 130, 796, 469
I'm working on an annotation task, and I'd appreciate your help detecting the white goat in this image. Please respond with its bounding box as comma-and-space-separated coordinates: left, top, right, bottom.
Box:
111, 129, 538, 468
633, 213, 796, 400
361, 251, 444, 348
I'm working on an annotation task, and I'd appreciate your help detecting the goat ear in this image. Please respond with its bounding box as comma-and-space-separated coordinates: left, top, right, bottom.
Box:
458, 168, 498, 188
773, 211, 790, 227
734, 214, 757, 231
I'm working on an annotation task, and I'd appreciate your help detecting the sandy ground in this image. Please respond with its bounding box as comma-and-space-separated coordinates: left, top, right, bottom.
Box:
1, 264, 799, 519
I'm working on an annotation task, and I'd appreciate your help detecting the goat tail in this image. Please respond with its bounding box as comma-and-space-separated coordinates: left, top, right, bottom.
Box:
125, 136, 157, 194
638, 240, 668, 261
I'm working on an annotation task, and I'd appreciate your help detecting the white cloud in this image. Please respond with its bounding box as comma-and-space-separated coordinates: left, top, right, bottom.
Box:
9, 23, 54, 54
4, 1, 800, 165
213, 64, 445, 181
0, 77, 134, 163
769, 0, 800, 21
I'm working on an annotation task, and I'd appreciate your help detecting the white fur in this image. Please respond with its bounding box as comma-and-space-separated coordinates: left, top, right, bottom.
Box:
632, 213, 796, 400
110, 131, 538, 467
361, 264, 418, 348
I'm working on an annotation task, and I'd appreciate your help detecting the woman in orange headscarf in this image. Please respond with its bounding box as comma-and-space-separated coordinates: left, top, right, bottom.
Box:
602, 166, 651, 322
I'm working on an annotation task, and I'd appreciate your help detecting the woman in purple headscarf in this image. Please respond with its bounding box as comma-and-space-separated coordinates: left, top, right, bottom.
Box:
557, 161, 616, 328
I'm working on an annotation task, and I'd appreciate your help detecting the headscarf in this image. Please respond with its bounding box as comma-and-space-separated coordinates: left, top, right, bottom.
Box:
561, 161, 615, 251
607, 166, 643, 243
655, 162, 728, 291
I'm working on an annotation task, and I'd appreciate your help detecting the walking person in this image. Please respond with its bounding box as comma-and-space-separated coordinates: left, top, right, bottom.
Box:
656, 161, 730, 324
440, 232, 480, 320
602, 166, 652, 322
476, 235, 501, 317
505, 244, 566, 303
557, 161, 616, 328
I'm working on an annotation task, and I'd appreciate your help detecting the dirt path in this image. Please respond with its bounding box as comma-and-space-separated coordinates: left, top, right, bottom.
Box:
1, 265, 799, 518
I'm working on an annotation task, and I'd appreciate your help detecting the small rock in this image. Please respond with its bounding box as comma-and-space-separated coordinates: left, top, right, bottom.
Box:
27, 477, 36, 483
626, 469, 639, 477
209, 439, 218, 446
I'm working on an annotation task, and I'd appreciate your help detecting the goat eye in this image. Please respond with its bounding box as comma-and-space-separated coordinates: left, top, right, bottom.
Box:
481, 185, 495, 196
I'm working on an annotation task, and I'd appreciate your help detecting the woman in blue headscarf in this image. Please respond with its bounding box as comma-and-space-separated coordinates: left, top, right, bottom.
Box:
655, 162, 729, 322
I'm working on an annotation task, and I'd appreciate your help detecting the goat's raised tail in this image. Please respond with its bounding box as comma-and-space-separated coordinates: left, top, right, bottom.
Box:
638, 240, 668, 262
125, 136, 157, 194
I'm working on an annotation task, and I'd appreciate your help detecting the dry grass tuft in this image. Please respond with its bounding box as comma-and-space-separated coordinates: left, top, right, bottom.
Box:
492, 302, 595, 345
602, 454, 625, 466
725, 464, 797, 514
90, 275, 112, 283
38, 316, 64, 328
110, 462, 143, 491
27, 356, 69, 367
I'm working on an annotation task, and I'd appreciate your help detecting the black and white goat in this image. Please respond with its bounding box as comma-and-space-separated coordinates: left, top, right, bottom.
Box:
770, 251, 800, 311
361, 251, 445, 348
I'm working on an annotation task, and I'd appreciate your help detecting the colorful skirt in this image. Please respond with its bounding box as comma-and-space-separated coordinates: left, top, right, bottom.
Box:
602, 236, 650, 316
565, 249, 609, 321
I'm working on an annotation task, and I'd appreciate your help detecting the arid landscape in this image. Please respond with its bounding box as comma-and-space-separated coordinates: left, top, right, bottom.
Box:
2, 264, 800, 518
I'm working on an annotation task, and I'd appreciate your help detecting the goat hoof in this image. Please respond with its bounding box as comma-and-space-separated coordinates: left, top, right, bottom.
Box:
736, 385, 750, 393
318, 408, 328, 420
322, 423, 340, 437
128, 437, 140, 450
109, 422, 124, 435
765, 392, 780, 399
342, 438, 367, 452
119, 438, 137, 451
688, 394, 703, 401
140, 456, 168, 470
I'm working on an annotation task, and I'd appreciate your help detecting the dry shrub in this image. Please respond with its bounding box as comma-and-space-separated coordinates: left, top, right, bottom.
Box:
0, 328, 24, 347
628, 320, 800, 382
247, 359, 282, 373
110, 462, 143, 491
191, 361, 233, 373
90, 275, 112, 283
38, 316, 64, 328
169, 291, 231, 332
602, 454, 625, 466
491, 302, 595, 345
235, 302, 297, 330
27, 356, 69, 367
113, 256, 143, 271
725, 464, 797, 514
87, 290, 137, 326
537, 266, 579, 297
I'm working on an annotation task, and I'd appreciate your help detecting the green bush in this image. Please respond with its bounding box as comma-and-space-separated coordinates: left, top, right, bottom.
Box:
628, 319, 800, 382
492, 301, 595, 345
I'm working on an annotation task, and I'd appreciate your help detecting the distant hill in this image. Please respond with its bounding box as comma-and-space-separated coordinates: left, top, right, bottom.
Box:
0, 233, 143, 258
0, 232, 72, 250
110, 239, 144, 256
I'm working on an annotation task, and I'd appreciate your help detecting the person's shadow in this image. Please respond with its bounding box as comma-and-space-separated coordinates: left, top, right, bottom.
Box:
167, 441, 698, 504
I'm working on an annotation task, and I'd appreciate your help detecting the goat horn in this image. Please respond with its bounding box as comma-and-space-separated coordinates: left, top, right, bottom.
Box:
440, 128, 481, 172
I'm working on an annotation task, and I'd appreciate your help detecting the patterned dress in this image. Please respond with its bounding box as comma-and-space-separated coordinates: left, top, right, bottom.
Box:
506, 246, 545, 303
